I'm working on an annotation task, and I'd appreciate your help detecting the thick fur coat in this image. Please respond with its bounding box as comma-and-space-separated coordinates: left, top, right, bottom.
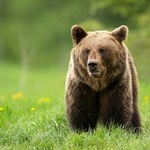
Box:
65, 25, 142, 133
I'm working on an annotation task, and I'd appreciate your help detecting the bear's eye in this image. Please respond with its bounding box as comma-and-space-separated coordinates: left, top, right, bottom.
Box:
84, 48, 90, 54
99, 48, 106, 55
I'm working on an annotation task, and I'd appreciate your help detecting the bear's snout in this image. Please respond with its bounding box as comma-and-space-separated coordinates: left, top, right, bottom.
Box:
88, 61, 101, 78
88, 61, 97, 71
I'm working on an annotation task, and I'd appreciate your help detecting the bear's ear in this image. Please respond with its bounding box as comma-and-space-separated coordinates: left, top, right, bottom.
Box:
111, 25, 128, 43
71, 25, 87, 44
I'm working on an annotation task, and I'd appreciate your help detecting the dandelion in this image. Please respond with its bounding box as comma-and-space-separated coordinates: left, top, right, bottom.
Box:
37, 97, 50, 104
30, 107, 36, 111
0, 107, 4, 112
12, 92, 24, 100
144, 96, 149, 104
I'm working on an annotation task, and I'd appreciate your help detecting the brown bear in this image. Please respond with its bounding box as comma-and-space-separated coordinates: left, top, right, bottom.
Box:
65, 25, 142, 133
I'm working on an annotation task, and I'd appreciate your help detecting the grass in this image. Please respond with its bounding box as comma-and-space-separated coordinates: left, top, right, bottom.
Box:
0, 62, 150, 150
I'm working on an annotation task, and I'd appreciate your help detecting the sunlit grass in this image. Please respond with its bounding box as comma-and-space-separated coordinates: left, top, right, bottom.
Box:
0, 63, 150, 149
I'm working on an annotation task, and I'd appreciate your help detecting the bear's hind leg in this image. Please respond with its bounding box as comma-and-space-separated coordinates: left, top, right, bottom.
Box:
132, 106, 142, 133
129, 54, 142, 133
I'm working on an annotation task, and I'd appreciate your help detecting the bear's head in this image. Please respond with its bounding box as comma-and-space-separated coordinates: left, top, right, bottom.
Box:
71, 25, 129, 91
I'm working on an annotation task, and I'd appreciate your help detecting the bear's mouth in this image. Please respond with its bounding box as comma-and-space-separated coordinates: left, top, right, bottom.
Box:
89, 71, 101, 78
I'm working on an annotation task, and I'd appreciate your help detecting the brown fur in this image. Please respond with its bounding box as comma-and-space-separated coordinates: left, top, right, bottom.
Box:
65, 25, 142, 133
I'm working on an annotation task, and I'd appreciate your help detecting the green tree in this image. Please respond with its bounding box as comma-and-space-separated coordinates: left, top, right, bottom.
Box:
89, 0, 150, 28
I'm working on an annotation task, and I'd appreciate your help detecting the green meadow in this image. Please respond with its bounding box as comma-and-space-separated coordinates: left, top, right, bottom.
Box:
0, 62, 150, 150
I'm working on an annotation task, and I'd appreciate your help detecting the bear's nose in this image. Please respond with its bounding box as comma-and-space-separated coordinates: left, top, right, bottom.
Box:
88, 61, 97, 70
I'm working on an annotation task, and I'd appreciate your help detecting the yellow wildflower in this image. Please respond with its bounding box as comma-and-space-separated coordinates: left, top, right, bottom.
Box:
12, 92, 24, 100
144, 96, 149, 104
37, 97, 50, 104
0, 107, 4, 112
30, 107, 36, 111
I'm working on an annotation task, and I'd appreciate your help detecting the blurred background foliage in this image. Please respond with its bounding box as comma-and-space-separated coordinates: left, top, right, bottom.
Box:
0, 0, 150, 81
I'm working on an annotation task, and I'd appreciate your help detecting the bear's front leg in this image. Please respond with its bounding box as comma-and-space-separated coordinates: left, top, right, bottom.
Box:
99, 80, 134, 131
65, 79, 99, 132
